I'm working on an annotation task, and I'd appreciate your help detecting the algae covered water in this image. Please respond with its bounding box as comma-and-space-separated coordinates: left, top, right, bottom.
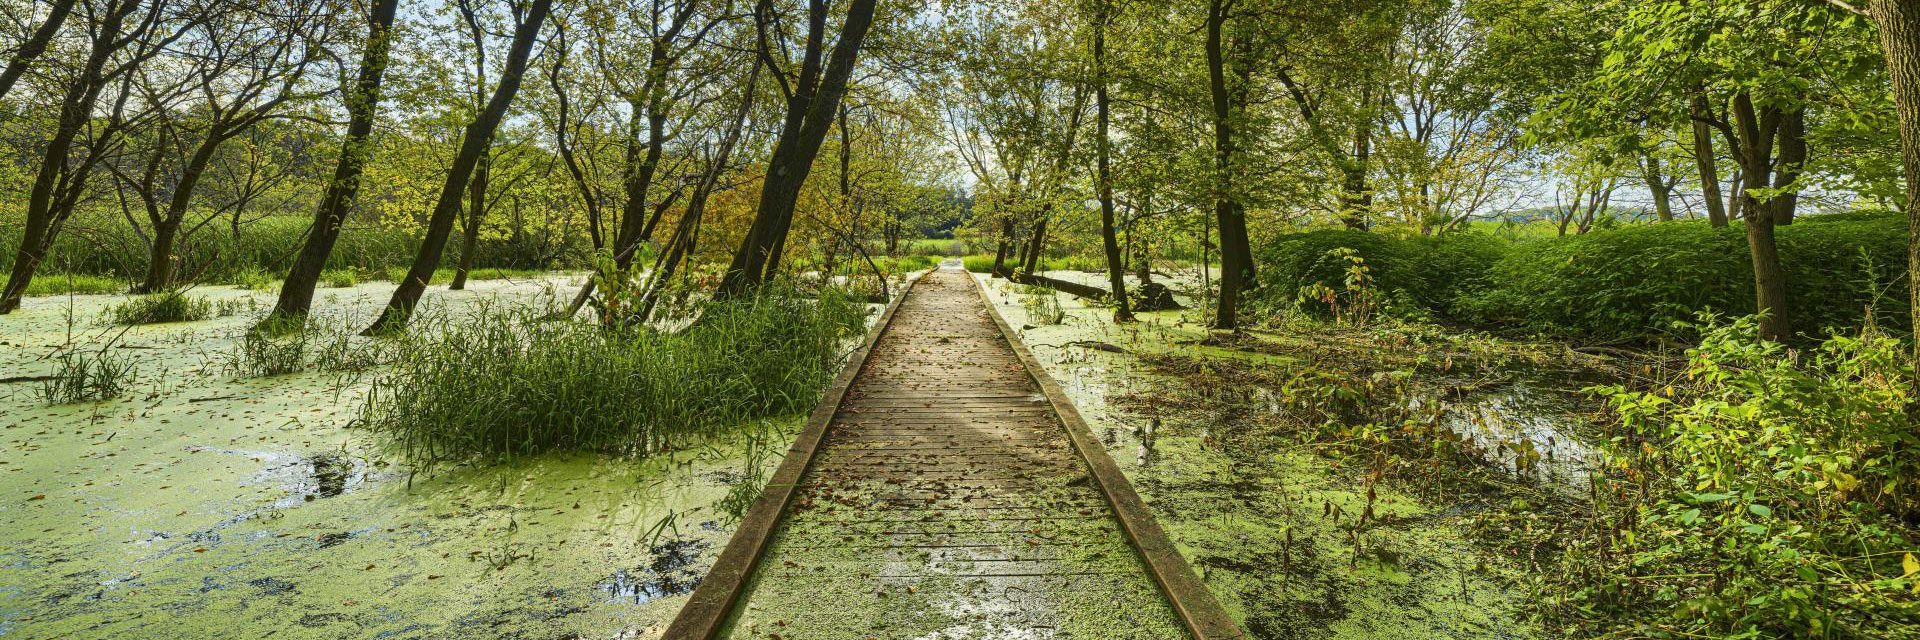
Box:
0, 278, 793, 639
977, 270, 1605, 639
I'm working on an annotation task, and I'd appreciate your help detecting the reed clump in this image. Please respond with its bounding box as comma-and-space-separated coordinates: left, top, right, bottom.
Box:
359, 287, 869, 467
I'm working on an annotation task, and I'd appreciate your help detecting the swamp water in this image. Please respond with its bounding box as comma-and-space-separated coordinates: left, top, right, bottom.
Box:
978, 271, 1611, 639
0, 278, 801, 639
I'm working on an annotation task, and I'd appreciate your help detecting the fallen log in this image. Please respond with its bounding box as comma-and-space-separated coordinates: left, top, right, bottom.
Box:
1008, 272, 1111, 301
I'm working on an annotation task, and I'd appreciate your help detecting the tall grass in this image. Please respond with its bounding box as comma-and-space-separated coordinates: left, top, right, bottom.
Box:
38, 349, 138, 404
105, 291, 213, 324
0, 209, 590, 292
358, 287, 869, 467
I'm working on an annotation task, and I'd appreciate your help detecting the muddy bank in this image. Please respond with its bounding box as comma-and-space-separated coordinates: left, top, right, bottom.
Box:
0, 278, 807, 639
977, 270, 1615, 639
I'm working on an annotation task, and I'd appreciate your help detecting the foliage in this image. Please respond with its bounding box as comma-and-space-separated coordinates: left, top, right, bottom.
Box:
105, 291, 214, 325
358, 288, 869, 467
1296, 248, 1386, 326
1020, 284, 1066, 325
1535, 316, 1920, 638
1458, 213, 1911, 341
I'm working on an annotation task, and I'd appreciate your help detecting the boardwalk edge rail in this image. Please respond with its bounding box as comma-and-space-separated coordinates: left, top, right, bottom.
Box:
663, 269, 929, 640
971, 274, 1250, 640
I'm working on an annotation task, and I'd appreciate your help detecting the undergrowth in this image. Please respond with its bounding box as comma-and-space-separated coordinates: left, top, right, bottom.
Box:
1513, 316, 1920, 638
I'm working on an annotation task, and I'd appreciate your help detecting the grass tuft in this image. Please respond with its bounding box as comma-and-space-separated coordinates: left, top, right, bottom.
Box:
38, 349, 138, 404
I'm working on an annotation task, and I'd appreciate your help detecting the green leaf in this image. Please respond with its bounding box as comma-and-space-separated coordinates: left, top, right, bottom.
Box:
1747, 504, 1772, 517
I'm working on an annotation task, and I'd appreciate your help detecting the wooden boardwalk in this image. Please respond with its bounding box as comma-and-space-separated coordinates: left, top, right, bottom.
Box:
665, 267, 1244, 640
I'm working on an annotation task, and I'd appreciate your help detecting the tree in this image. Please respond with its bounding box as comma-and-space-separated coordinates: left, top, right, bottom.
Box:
716, 0, 878, 296
107, 1, 328, 293
2, 0, 186, 313
1089, 0, 1131, 320
267, 0, 402, 325
365, 0, 551, 334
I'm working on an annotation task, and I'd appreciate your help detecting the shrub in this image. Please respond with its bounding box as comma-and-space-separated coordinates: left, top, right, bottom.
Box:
358, 287, 869, 467
963, 255, 998, 273
106, 291, 213, 324
1456, 213, 1911, 340
1250, 229, 1508, 320
1547, 316, 1920, 637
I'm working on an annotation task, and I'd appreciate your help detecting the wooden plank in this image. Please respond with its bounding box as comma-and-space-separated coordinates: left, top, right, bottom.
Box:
969, 272, 1251, 640
659, 269, 928, 640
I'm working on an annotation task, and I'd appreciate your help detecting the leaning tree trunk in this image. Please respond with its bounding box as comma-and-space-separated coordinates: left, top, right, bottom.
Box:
1869, 0, 1920, 371
365, 0, 549, 335
1092, 1, 1132, 322
991, 216, 1014, 278
267, 0, 401, 325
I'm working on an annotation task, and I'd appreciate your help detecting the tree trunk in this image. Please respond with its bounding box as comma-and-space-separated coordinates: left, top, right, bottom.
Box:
718, 0, 879, 297
450, 151, 490, 290
1868, 0, 1920, 370
267, 0, 400, 325
1691, 93, 1729, 227
1644, 157, 1674, 222
0, 0, 76, 103
365, 0, 549, 335
1092, 1, 1132, 321
1729, 92, 1789, 341
1206, 0, 1250, 329
1341, 124, 1372, 229
1770, 107, 1806, 226
991, 216, 1014, 278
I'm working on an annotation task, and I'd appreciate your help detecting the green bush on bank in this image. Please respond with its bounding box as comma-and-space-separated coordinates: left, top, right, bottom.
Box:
1249, 212, 1911, 340
1456, 212, 1910, 340
1249, 229, 1508, 319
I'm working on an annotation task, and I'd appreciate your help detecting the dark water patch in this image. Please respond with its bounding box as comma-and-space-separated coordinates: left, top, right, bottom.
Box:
298, 612, 354, 628
247, 576, 297, 595
596, 536, 706, 604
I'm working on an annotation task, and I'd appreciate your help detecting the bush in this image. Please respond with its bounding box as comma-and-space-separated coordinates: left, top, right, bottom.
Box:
1457, 213, 1911, 340
106, 291, 213, 324
1548, 316, 1920, 637
1249, 229, 1509, 320
358, 287, 869, 467
963, 255, 997, 273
